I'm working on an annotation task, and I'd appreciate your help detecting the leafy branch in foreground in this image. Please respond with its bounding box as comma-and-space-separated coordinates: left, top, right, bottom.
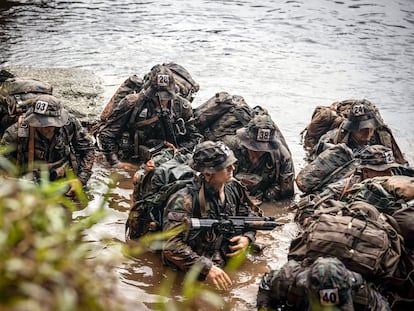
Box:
0, 174, 125, 311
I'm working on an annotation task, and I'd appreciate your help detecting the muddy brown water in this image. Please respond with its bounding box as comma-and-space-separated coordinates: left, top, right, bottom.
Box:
1, 0, 414, 309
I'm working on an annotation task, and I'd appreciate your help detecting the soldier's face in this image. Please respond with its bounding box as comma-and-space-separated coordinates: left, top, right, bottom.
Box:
351, 127, 374, 145
36, 126, 56, 139
207, 165, 235, 185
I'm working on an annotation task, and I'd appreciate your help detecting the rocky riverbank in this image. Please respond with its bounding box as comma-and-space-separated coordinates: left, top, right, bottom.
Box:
3, 66, 105, 124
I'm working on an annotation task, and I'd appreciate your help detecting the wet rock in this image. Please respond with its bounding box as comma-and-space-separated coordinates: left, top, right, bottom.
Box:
2, 66, 104, 124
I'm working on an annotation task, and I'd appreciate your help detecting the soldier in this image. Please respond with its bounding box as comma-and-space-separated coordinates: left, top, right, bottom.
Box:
257, 257, 391, 311
315, 100, 407, 165
162, 141, 259, 290
225, 114, 295, 202
95, 64, 202, 170
0, 94, 95, 196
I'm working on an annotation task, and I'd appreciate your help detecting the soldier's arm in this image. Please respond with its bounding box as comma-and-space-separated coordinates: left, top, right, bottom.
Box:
98, 94, 138, 165
277, 147, 295, 199
0, 122, 19, 160
68, 116, 95, 185
162, 191, 214, 279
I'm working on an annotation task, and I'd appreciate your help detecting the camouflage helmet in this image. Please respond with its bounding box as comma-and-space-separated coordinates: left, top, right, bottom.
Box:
189, 140, 237, 174
23, 94, 69, 128
343, 100, 380, 132
306, 257, 362, 311
147, 64, 176, 100
357, 145, 400, 171
236, 114, 280, 151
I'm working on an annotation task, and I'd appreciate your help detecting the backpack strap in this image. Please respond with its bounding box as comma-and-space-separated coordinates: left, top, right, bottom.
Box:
198, 182, 209, 218
28, 126, 35, 171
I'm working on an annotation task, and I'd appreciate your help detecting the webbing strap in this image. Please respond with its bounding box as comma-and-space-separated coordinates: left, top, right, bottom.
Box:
198, 183, 208, 217
28, 126, 35, 171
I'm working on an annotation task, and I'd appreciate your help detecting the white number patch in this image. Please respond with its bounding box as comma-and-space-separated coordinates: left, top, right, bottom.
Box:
319, 288, 340, 306
34, 100, 49, 114
352, 103, 365, 116
256, 128, 271, 142
157, 74, 170, 87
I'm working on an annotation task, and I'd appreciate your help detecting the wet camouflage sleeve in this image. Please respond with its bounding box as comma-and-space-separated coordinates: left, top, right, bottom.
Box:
271, 144, 295, 200
98, 94, 139, 164
162, 181, 257, 279
68, 116, 95, 185
0, 122, 19, 159
162, 188, 214, 278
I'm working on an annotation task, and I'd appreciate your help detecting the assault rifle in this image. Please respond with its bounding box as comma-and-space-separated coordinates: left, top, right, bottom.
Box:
188, 215, 283, 254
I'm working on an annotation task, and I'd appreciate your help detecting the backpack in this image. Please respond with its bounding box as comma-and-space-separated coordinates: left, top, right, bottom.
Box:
99, 62, 199, 121
295, 143, 358, 194
100, 75, 143, 121
257, 259, 307, 310
0, 77, 53, 135
125, 150, 196, 240
193, 91, 254, 141
344, 176, 414, 215
288, 201, 402, 280
302, 105, 344, 154
257, 258, 390, 311
301, 99, 387, 162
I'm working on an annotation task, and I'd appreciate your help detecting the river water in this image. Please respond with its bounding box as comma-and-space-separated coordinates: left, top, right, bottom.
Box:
1, 0, 414, 310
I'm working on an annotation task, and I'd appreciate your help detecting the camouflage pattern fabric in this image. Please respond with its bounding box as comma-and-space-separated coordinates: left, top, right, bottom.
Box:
227, 135, 295, 201
296, 143, 357, 194
257, 257, 391, 311
97, 89, 201, 165
1, 114, 95, 185
162, 180, 256, 279
193, 91, 254, 141
0, 77, 53, 137
100, 63, 199, 121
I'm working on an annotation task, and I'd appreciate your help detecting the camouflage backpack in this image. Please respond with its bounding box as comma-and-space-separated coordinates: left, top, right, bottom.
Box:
301, 99, 386, 161
257, 257, 390, 311
344, 176, 414, 215
193, 91, 254, 141
125, 149, 196, 240
296, 143, 358, 194
0, 76, 53, 136
257, 259, 308, 310
288, 200, 403, 280
99, 62, 199, 121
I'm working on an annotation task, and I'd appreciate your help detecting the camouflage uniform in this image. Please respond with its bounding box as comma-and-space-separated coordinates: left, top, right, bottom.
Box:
96, 64, 201, 165
1, 94, 95, 185
293, 145, 414, 226
318, 145, 411, 200
162, 141, 257, 279
315, 100, 407, 165
226, 114, 295, 201
257, 257, 391, 311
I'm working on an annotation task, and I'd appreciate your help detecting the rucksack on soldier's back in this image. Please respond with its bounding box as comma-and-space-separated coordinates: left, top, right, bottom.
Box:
1, 76, 53, 136
99, 62, 199, 121
193, 91, 254, 141
295, 143, 358, 194
288, 200, 402, 280
125, 150, 197, 240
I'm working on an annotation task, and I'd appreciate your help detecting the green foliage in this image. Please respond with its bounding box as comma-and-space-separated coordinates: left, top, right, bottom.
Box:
0, 175, 125, 311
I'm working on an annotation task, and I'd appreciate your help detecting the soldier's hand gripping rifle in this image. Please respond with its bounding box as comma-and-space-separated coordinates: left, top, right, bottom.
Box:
188, 215, 283, 255
157, 103, 178, 147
